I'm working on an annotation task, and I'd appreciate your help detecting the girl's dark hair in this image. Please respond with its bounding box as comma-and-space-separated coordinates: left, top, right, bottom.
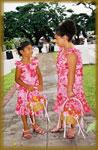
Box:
17, 41, 32, 56
55, 19, 77, 41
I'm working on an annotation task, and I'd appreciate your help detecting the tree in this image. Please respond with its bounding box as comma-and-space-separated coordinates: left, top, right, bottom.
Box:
86, 11, 95, 33
69, 13, 89, 39
77, 2, 96, 13
69, 2, 96, 44
76, 2, 96, 33
4, 2, 69, 45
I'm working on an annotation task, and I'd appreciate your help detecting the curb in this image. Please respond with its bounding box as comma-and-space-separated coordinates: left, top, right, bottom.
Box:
3, 84, 16, 107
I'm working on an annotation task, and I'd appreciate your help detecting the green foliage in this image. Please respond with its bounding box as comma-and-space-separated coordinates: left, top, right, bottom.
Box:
4, 2, 95, 45
3, 69, 15, 96
86, 11, 95, 32
13, 38, 28, 49
76, 2, 96, 34
4, 39, 15, 50
86, 120, 96, 132
69, 13, 92, 38
77, 2, 96, 12
4, 2, 68, 44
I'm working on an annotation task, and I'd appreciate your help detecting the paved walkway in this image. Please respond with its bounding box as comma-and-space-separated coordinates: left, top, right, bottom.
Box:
3, 53, 96, 148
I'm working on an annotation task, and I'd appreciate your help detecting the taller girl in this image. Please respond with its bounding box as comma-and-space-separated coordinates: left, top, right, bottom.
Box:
51, 20, 90, 138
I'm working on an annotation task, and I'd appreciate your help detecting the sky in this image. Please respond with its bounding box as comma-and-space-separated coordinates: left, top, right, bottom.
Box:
3, 2, 93, 16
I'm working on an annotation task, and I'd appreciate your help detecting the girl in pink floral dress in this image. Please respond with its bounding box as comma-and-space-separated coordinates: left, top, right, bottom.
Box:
15, 41, 44, 139
51, 20, 91, 138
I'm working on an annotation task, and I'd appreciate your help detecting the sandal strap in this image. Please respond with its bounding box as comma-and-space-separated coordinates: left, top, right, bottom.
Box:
35, 127, 43, 132
24, 133, 32, 137
51, 127, 61, 132
35, 126, 44, 133
35, 126, 40, 130
23, 129, 30, 133
67, 133, 75, 136
32, 123, 35, 126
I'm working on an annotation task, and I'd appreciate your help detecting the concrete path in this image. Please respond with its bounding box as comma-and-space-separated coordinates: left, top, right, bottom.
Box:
3, 53, 96, 148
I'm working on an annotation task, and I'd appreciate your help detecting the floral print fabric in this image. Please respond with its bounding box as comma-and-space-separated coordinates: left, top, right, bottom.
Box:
53, 48, 90, 114
15, 57, 41, 116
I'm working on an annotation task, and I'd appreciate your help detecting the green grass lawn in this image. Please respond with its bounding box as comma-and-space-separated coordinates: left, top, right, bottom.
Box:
53, 52, 58, 59
83, 65, 96, 112
52, 52, 96, 112
3, 69, 15, 96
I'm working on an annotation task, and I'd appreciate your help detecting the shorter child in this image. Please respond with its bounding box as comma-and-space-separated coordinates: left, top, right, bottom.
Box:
15, 41, 44, 139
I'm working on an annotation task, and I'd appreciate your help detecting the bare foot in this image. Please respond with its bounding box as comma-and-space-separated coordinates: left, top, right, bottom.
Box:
51, 127, 62, 133
67, 127, 75, 139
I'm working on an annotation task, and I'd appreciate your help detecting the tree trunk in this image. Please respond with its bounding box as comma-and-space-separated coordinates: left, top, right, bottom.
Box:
35, 37, 40, 45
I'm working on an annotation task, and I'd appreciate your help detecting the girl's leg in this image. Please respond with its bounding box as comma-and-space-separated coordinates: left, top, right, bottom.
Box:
30, 114, 36, 125
61, 119, 64, 129
30, 114, 44, 134
21, 115, 29, 130
21, 115, 32, 137
51, 116, 62, 132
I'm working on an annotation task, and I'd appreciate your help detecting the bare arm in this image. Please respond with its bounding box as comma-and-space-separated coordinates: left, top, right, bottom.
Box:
36, 65, 43, 91
66, 52, 77, 98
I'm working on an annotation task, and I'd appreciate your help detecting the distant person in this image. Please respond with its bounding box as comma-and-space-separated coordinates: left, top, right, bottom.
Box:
41, 43, 47, 53
46, 42, 49, 52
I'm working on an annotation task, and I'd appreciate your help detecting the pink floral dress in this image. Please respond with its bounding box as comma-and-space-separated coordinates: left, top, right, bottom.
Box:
53, 47, 90, 115
15, 57, 41, 116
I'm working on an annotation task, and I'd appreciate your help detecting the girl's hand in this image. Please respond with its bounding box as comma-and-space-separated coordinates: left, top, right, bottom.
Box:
26, 85, 34, 92
37, 85, 43, 92
67, 91, 75, 98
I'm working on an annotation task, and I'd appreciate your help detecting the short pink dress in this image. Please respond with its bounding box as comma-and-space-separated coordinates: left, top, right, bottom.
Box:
53, 48, 90, 115
15, 57, 41, 116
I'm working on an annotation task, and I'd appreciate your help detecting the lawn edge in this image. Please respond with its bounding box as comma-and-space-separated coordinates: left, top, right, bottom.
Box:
3, 84, 16, 107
